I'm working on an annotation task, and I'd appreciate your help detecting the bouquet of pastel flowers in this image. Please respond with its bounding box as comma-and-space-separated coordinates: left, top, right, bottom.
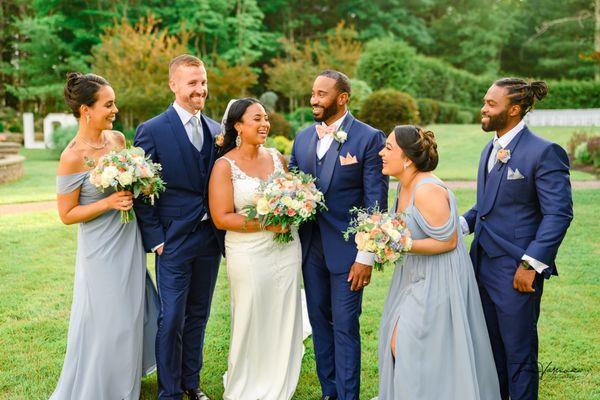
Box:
343, 206, 413, 271
89, 147, 166, 223
244, 170, 327, 244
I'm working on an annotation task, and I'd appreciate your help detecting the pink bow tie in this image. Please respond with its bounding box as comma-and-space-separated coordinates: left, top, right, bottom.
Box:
316, 124, 337, 140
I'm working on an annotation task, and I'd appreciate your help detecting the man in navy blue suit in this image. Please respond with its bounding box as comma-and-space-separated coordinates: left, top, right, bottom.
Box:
462, 78, 573, 400
134, 54, 224, 400
289, 70, 388, 400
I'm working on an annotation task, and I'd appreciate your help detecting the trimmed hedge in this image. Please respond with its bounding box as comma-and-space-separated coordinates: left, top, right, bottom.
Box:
348, 79, 373, 115
357, 38, 492, 108
536, 80, 600, 109
51, 125, 78, 158
418, 98, 480, 124
358, 37, 599, 111
268, 112, 292, 139
266, 135, 293, 155
359, 89, 420, 134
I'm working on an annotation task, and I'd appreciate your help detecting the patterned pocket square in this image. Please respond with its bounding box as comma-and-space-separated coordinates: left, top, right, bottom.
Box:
507, 167, 525, 180
339, 152, 358, 166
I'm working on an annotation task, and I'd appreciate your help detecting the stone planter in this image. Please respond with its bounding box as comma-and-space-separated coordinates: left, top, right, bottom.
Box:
0, 142, 25, 184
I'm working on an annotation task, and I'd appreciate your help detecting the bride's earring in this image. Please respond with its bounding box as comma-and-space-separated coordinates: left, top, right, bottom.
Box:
85, 114, 90, 124
235, 132, 242, 148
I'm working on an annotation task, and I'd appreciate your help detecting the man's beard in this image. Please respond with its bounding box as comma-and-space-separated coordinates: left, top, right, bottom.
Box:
481, 109, 508, 132
313, 102, 339, 123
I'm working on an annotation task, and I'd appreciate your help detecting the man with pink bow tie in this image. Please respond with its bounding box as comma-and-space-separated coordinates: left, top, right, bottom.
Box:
289, 70, 388, 400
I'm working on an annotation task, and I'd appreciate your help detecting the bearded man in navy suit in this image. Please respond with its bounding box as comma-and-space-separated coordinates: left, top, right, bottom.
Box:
134, 54, 224, 400
462, 78, 573, 400
289, 70, 388, 400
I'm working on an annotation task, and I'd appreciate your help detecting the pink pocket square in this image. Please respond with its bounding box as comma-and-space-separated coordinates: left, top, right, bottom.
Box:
339, 152, 358, 166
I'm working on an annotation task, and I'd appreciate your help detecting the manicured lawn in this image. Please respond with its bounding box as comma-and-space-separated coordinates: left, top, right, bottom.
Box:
0, 125, 597, 205
430, 124, 598, 181
0, 149, 58, 204
1, 188, 598, 399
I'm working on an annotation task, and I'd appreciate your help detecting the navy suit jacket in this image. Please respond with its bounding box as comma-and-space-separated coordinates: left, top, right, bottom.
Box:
133, 104, 225, 256
289, 113, 389, 273
464, 125, 573, 278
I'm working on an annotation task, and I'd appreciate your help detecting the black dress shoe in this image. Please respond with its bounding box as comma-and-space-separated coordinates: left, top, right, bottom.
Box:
322, 396, 337, 400
185, 388, 210, 400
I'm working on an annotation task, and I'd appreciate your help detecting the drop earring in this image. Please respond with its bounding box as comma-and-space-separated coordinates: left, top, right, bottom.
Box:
235, 132, 242, 148
85, 114, 90, 124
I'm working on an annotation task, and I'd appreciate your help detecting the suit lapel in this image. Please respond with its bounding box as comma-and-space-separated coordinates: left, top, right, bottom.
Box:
306, 128, 318, 177
166, 105, 201, 190
479, 127, 527, 216
477, 141, 492, 210
318, 113, 355, 194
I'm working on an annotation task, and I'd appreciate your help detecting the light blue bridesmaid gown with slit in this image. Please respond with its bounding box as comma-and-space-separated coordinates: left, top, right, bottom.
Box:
51, 171, 159, 400
377, 177, 500, 399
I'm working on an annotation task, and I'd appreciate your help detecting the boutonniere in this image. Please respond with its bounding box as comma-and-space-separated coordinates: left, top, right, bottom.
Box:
214, 132, 225, 148
333, 129, 348, 150
497, 149, 511, 164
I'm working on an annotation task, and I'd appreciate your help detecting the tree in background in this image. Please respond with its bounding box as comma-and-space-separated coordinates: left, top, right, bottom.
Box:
314, 21, 362, 78
205, 55, 258, 119
4, 14, 87, 115
92, 15, 190, 130
264, 38, 318, 113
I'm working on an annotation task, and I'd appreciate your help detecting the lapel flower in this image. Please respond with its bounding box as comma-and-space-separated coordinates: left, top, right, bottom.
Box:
214, 132, 225, 147
333, 129, 348, 150
496, 148, 511, 164
333, 129, 348, 144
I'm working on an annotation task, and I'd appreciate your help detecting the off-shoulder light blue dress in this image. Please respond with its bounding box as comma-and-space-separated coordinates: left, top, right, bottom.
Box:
377, 177, 501, 400
51, 171, 159, 400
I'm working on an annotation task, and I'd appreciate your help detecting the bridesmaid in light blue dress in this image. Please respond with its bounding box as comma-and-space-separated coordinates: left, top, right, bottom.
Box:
376, 125, 500, 400
51, 73, 158, 400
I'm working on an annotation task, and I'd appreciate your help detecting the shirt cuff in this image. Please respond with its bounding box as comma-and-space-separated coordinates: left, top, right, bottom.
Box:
356, 251, 375, 266
522, 255, 550, 274
459, 216, 470, 236
152, 242, 164, 253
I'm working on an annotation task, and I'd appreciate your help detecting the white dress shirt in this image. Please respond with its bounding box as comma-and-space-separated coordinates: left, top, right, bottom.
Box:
316, 112, 347, 159
173, 101, 204, 146
459, 120, 549, 273
152, 102, 207, 253
316, 112, 375, 266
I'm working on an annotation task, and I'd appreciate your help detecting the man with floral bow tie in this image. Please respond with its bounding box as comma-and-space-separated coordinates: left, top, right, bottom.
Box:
289, 70, 388, 400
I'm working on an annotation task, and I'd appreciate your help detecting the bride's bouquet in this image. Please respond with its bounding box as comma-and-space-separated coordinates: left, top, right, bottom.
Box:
244, 170, 327, 244
89, 147, 166, 223
343, 206, 412, 271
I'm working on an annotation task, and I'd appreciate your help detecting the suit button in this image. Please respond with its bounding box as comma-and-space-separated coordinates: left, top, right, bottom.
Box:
480, 216, 486, 220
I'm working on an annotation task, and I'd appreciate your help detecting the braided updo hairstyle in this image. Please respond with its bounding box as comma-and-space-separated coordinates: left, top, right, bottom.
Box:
217, 98, 264, 157
393, 125, 438, 172
493, 78, 548, 117
63, 72, 110, 118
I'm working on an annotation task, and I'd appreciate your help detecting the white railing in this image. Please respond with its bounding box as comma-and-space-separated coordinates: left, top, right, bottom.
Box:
525, 109, 600, 126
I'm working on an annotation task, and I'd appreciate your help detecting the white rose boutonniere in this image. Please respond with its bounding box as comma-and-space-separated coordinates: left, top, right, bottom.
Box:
333, 129, 348, 150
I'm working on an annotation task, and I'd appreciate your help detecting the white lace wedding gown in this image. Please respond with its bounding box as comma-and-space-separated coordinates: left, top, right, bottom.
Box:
221, 148, 305, 400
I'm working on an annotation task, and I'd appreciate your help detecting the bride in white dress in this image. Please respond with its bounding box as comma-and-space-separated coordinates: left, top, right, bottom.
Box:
209, 98, 305, 400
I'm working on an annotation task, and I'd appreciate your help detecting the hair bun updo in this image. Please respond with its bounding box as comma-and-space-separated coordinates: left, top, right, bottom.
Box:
393, 125, 439, 172
63, 72, 110, 118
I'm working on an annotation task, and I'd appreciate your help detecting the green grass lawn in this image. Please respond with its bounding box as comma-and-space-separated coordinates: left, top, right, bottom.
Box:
0, 149, 58, 204
0, 125, 597, 205
1, 189, 598, 399
430, 124, 599, 181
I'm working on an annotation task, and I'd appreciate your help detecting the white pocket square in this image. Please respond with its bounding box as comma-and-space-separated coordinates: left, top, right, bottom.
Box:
507, 167, 525, 180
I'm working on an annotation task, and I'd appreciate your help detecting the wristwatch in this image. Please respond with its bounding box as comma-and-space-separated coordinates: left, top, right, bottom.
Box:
520, 260, 533, 270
